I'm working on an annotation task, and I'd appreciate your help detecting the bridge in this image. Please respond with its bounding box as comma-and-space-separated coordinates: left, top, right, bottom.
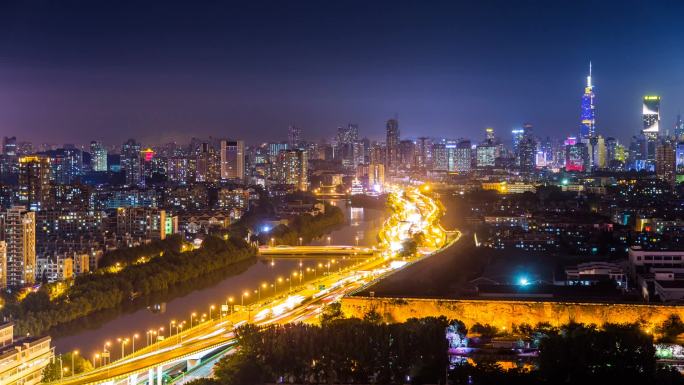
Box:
257, 245, 375, 256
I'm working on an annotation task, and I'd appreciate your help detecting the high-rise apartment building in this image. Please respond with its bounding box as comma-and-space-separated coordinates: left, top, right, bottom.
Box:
90, 141, 108, 172
220, 140, 245, 180
0, 206, 36, 288
18, 156, 52, 211
196, 143, 220, 182
121, 139, 142, 186
431, 143, 448, 172
368, 163, 385, 190
0, 241, 6, 289
416, 137, 433, 169
385, 118, 400, 171
454, 140, 472, 173
277, 149, 308, 191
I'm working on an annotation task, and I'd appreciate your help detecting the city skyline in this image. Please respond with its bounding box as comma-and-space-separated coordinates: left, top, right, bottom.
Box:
2, 1, 684, 144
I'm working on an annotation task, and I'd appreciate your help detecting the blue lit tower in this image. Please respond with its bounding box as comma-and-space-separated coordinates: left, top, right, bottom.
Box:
580, 62, 596, 139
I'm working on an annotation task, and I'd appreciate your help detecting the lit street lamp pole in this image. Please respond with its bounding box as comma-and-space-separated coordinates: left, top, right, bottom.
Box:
71, 350, 78, 376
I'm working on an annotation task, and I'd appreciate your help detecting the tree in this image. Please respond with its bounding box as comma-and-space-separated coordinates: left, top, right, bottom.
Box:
362, 308, 383, 324
320, 302, 344, 324
657, 314, 684, 343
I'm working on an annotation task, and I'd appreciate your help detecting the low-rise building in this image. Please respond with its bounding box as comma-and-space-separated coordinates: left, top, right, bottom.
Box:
0, 323, 53, 385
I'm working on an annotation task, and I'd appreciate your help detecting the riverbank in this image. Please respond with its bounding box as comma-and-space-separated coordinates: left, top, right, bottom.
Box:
3, 236, 256, 336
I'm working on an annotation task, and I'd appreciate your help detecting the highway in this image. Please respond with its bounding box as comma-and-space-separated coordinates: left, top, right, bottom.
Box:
48, 185, 448, 385
257, 245, 375, 256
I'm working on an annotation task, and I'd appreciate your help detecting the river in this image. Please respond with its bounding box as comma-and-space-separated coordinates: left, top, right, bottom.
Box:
51, 200, 386, 356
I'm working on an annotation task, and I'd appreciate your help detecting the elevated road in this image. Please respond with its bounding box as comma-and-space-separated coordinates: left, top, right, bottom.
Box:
257, 245, 375, 256
48, 185, 448, 385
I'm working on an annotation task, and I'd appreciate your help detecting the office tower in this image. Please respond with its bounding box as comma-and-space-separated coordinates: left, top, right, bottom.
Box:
675, 114, 684, 140
0, 206, 36, 287
517, 124, 537, 172
0, 241, 5, 288
586, 136, 607, 169
369, 143, 386, 165
385, 118, 400, 170
511, 128, 525, 153
656, 142, 676, 186
121, 139, 142, 186
643, 95, 661, 161
288, 125, 302, 148
90, 141, 108, 172
454, 140, 472, 173
580, 62, 596, 139
277, 149, 308, 191
431, 143, 448, 171
220, 140, 245, 180
18, 156, 51, 211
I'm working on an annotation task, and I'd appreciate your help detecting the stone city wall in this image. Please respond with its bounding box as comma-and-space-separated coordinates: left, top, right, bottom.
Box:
341, 296, 684, 329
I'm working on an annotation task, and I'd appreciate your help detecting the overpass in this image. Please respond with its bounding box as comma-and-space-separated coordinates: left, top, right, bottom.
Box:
257, 245, 375, 256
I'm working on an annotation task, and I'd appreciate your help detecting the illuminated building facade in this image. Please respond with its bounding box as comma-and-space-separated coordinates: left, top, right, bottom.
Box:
121, 138, 142, 186
643, 95, 661, 162
220, 140, 245, 180
18, 156, 51, 211
0, 206, 36, 287
0, 323, 53, 385
656, 142, 676, 186
580, 62, 596, 139
288, 125, 302, 148
277, 149, 308, 191
90, 141, 108, 172
431, 143, 447, 172
385, 118, 400, 171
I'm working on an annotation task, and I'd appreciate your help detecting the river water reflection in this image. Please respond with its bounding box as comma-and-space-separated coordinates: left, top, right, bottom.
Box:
52, 200, 385, 355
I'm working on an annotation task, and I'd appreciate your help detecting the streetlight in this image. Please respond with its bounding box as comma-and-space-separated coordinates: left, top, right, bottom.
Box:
327, 236, 331, 246
241, 291, 249, 307
94, 353, 100, 368
169, 321, 176, 337
71, 350, 78, 376
270, 237, 275, 247
103, 342, 111, 365
276, 277, 283, 293
190, 312, 197, 328
132, 334, 139, 354
298, 237, 303, 246
228, 297, 234, 315
355, 236, 359, 246
209, 305, 216, 320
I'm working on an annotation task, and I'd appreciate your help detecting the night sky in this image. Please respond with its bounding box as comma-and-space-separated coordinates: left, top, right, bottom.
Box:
1, 0, 684, 145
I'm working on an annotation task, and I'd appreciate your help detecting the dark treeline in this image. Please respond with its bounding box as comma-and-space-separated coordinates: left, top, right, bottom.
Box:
97, 235, 185, 268
188, 314, 684, 385
2, 236, 255, 336
260, 203, 346, 246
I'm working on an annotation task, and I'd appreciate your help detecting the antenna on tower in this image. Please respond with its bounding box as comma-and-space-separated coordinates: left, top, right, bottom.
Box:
587, 61, 593, 88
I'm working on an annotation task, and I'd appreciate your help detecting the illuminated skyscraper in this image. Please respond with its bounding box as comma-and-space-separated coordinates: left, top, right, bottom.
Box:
643, 95, 661, 162
675, 114, 684, 140
656, 142, 675, 186
385, 118, 400, 170
580, 62, 596, 139
220, 140, 245, 180
90, 141, 108, 172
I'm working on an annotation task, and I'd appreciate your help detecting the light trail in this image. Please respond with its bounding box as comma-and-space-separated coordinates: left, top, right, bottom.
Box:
49, 185, 449, 385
